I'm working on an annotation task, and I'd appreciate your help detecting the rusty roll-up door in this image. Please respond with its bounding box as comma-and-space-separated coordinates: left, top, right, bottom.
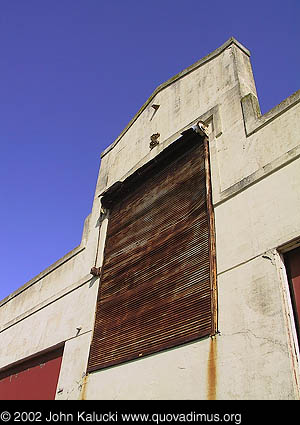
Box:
88, 132, 216, 372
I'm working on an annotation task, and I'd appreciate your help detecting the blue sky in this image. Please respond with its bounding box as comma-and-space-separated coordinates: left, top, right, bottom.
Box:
1, 0, 299, 300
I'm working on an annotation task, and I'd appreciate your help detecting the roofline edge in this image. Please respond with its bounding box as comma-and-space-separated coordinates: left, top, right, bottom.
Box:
100, 37, 249, 159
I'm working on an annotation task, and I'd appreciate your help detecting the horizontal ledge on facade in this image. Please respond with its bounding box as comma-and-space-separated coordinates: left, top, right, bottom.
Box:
241, 89, 300, 137
0, 342, 65, 374
217, 248, 279, 278
0, 273, 93, 334
0, 329, 93, 373
213, 142, 300, 208
0, 245, 86, 308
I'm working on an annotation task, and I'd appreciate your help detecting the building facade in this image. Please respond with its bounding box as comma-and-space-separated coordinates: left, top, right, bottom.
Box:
1, 37, 300, 400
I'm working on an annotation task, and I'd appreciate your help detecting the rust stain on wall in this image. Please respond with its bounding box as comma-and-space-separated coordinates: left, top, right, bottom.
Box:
80, 374, 88, 400
207, 336, 217, 400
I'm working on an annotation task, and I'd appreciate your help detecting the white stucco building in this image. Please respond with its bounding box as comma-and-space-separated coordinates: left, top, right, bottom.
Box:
1, 37, 300, 400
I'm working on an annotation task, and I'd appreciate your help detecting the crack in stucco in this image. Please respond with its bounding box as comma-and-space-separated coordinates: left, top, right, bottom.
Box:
221, 329, 287, 352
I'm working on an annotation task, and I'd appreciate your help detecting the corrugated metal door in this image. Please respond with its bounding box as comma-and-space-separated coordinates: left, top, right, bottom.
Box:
88, 134, 216, 372
0, 346, 63, 400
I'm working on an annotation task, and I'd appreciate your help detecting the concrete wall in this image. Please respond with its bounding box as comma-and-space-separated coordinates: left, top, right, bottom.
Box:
0, 194, 101, 399
1, 37, 300, 399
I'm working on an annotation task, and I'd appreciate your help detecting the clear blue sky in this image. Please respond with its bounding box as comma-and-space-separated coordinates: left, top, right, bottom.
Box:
1, 0, 299, 300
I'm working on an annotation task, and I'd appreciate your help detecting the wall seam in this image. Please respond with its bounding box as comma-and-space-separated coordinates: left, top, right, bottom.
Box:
217, 247, 288, 277
214, 144, 300, 208
0, 275, 93, 334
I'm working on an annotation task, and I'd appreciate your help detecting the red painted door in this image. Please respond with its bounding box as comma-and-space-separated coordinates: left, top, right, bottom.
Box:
0, 346, 63, 400
285, 247, 300, 343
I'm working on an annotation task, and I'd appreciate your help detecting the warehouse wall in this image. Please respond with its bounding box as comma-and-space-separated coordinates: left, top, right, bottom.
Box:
0, 37, 299, 399
84, 37, 300, 399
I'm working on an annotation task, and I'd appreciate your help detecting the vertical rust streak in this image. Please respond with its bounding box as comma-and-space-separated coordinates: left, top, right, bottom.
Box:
204, 138, 218, 335
80, 374, 88, 400
207, 336, 218, 400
